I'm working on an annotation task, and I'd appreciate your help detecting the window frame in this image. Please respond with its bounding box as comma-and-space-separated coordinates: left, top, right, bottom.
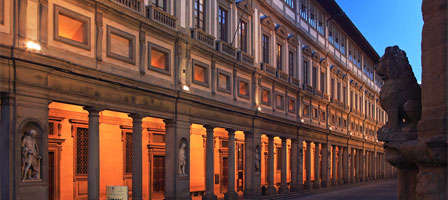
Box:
287, 97, 296, 113
106, 25, 136, 64
148, 42, 171, 75
261, 87, 272, 106
303, 104, 310, 116
276, 43, 283, 71
275, 92, 285, 110
262, 34, 270, 64
191, 59, 210, 87
239, 19, 248, 52
217, 69, 232, 94
54, 5, 91, 50
237, 77, 250, 99
303, 59, 309, 86
194, 0, 206, 31
218, 6, 229, 42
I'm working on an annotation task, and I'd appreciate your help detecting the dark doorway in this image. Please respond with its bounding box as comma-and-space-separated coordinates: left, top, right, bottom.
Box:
221, 157, 229, 193
48, 151, 55, 200
153, 156, 165, 193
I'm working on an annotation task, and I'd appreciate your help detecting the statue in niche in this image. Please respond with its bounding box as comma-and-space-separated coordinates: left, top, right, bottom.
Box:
254, 145, 260, 173
178, 141, 187, 176
21, 129, 41, 181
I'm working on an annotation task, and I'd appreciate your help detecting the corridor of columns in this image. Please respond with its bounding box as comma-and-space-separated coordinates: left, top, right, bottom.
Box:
45, 101, 394, 200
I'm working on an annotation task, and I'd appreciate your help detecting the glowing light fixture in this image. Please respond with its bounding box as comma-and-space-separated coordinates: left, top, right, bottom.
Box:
329, 127, 332, 131
257, 106, 262, 111
26, 41, 41, 51
182, 85, 190, 92
300, 118, 305, 123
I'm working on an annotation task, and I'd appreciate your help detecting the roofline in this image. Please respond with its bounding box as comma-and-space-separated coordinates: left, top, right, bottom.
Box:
316, 0, 380, 64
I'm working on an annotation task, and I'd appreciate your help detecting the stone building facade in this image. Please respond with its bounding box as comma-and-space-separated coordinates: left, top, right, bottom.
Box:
0, 0, 396, 199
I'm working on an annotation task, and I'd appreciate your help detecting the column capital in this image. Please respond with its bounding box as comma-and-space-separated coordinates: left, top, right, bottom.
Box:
225, 128, 236, 135
280, 136, 287, 141
128, 113, 145, 120
83, 106, 103, 115
204, 125, 215, 132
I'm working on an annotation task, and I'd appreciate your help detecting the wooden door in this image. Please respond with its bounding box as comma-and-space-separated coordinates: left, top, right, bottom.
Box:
48, 151, 55, 200
153, 156, 165, 193
221, 157, 229, 193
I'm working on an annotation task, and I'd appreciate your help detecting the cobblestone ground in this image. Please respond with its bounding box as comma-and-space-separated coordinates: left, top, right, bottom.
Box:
298, 180, 397, 200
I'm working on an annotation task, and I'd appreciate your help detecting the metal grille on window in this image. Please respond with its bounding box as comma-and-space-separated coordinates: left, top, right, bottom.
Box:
76, 127, 89, 175
125, 132, 133, 174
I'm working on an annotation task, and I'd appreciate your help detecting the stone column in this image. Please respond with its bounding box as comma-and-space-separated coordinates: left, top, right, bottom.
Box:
343, 147, 349, 184
203, 125, 217, 200
304, 141, 312, 190
279, 137, 288, 194
164, 120, 191, 200
331, 145, 337, 186
266, 135, 276, 195
243, 131, 261, 199
350, 148, 355, 183
1, 94, 12, 200
130, 114, 144, 200
84, 107, 102, 200
321, 143, 329, 188
313, 142, 321, 189
224, 129, 238, 200
297, 138, 304, 191
290, 138, 299, 192
356, 149, 360, 182
360, 149, 365, 182
338, 147, 343, 185
365, 151, 370, 181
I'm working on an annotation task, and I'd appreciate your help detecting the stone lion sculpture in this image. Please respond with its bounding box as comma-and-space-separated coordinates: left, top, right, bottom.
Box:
376, 46, 421, 169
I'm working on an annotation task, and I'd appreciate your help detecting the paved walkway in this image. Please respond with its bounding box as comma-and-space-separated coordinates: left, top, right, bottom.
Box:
297, 180, 397, 200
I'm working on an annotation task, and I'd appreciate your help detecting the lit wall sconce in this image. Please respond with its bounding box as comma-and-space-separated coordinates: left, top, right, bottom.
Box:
329, 127, 333, 131
257, 106, 262, 111
26, 41, 41, 51
300, 118, 305, 123
182, 85, 190, 92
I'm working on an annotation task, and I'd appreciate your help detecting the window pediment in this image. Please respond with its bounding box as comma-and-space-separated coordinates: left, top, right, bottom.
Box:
236, 0, 253, 14
260, 15, 275, 30
275, 24, 287, 39
302, 45, 312, 56
287, 34, 298, 46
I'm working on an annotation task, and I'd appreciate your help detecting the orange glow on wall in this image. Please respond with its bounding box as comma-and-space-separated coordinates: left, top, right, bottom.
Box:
58, 14, 84, 43
239, 81, 248, 96
262, 90, 270, 103
151, 49, 167, 70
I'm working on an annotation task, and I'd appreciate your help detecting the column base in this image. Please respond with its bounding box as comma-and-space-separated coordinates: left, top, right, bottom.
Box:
266, 185, 277, 195
321, 181, 329, 188
224, 191, 238, 200
313, 181, 321, 189
278, 184, 289, 194
243, 188, 262, 200
304, 181, 312, 190
202, 193, 217, 200
338, 179, 344, 185
290, 183, 304, 192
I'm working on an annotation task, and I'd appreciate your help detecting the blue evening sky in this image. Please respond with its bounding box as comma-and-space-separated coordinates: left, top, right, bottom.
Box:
335, 0, 423, 83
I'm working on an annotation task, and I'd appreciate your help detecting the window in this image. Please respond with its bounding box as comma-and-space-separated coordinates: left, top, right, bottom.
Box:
217, 70, 231, 93
317, 9, 324, 35
343, 119, 347, 128
238, 78, 250, 99
218, 7, 228, 42
288, 51, 294, 76
54, 5, 90, 50
328, 23, 334, 44
0, 0, 4, 25
334, 30, 340, 49
261, 88, 271, 105
262, 34, 270, 64
75, 127, 88, 175
340, 34, 346, 55
300, 0, 307, 19
303, 104, 310, 116
194, 0, 206, 30
312, 66, 317, 89
343, 86, 346, 105
308, 3, 316, 28
148, 43, 170, 74
313, 108, 318, 119
152, 0, 167, 11
239, 20, 248, 52
337, 82, 341, 101
284, 0, 295, 9
276, 43, 283, 70
124, 132, 133, 174
320, 111, 325, 122
350, 91, 354, 108
288, 98, 296, 113
107, 26, 136, 64
277, 147, 282, 170
275, 94, 284, 110
320, 72, 325, 93
303, 60, 309, 86
192, 60, 209, 87
355, 93, 358, 111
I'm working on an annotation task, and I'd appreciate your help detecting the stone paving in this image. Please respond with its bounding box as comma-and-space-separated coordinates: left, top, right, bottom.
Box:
296, 180, 397, 200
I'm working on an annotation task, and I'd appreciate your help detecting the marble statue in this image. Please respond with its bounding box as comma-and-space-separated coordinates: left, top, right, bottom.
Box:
254, 146, 260, 172
21, 129, 41, 181
178, 141, 187, 175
